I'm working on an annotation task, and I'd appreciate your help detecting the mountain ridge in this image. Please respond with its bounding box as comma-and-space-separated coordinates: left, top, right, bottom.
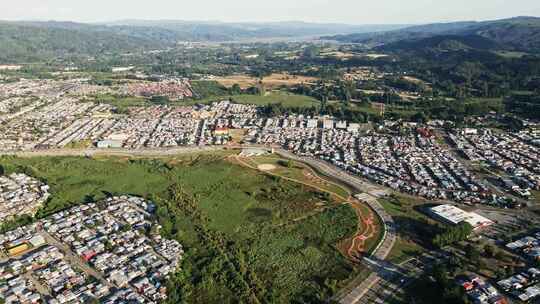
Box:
324, 16, 540, 52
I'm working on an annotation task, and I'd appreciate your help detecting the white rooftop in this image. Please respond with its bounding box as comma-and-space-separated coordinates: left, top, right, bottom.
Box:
430, 204, 494, 230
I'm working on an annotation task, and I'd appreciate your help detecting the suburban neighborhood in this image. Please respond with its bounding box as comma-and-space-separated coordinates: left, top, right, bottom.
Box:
0, 196, 183, 303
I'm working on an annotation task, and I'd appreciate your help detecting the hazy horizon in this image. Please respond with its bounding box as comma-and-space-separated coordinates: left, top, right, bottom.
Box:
0, 0, 539, 25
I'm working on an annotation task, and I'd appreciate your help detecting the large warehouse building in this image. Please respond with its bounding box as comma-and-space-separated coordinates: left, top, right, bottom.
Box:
429, 204, 494, 230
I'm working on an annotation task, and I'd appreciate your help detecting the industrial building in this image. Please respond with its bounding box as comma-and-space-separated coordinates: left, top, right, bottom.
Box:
429, 204, 494, 230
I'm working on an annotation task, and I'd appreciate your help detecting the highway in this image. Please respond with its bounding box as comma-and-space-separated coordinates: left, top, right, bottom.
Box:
2, 145, 407, 303
270, 150, 405, 304
0, 145, 225, 157
272, 149, 452, 304
353, 250, 450, 304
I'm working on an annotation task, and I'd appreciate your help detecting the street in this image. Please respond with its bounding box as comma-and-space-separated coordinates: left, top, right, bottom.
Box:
4, 144, 408, 303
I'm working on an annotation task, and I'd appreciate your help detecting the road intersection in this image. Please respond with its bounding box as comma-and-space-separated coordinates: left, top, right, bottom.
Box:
1, 145, 430, 303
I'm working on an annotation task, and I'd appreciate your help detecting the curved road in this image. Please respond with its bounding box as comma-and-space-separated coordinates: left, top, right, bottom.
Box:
271, 150, 398, 304
1, 145, 398, 303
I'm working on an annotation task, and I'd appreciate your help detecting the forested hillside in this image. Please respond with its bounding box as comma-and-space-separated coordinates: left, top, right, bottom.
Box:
0, 20, 407, 62
325, 16, 540, 52
0, 22, 165, 62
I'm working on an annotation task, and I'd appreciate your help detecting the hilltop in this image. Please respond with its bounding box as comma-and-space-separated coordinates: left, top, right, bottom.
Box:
0, 20, 406, 62
0, 21, 166, 62
325, 16, 540, 52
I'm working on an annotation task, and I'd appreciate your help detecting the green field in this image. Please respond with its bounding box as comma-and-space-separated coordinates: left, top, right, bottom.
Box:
379, 194, 436, 263
1, 156, 171, 217
89, 94, 150, 112
0, 154, 358, 303
346, 102, 419, 120
168, 156, 340, 235
242, 155, 351, 200
464, 97, 504, 112
88, 91, 320, 110
188, 92, 320, 108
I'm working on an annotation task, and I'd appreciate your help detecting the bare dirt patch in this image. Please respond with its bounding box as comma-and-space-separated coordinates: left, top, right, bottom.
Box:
320, 51, 356, 59
257, 164, 277, 171
213, 73, 318, 89
402, 76, 422, 83
342, 201, 379, 263
364, 53, 388, 59
229, 129, 247, 143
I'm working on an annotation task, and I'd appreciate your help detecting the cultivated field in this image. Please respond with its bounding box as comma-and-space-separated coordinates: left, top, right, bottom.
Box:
402, 76, 424, 84
212, 72, 318, 89
320, 51, 357, 59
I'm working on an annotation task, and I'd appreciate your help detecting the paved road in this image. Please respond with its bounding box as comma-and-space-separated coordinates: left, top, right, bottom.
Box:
354, 250, 449, 304
0, 146, 225, 157
270, 150, 403, 304
38, 229, 114, 289
272, 150, 451, 304
39, 226, 155, 302
3, 145, 401, 303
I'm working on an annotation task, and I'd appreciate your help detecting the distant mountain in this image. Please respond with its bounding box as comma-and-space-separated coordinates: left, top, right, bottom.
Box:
394, 21, 480, 34
324, 16, 540, 52
377, 35, 502, 52
0, 21, 165, 63
321, 21, 480, 46
103, 20, 409, 41
0, 20, 409, 62
457, 17, 540, 51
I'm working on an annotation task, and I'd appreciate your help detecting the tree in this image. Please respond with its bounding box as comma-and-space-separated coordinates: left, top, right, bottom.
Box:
432, 222, 473, 248
286, 160, 294, 169
87, 298, 99, 304
412, 112, 428, 123
257, 80, 266, 96
246, 86, 261, 95
0, 214, 34, 233
483, 244, 496, 258
83, 194, 95, 204
302, 45, 320, 59
230, 83, 242, 95
465, 244, 481, 264
150, 95, 170, 104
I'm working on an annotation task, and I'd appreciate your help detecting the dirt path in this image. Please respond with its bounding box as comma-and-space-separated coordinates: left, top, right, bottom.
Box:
232, 155, 351, 202
232, 155, 379, 262
347, 201, 378, 262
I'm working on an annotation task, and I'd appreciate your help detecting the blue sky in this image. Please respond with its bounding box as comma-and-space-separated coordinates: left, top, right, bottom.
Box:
1, 0, 539, 24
